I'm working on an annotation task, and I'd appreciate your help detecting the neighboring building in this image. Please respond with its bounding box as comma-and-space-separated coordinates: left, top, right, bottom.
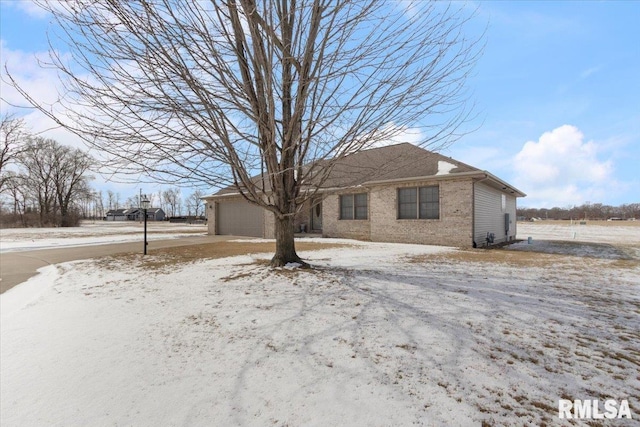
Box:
144, 208, 166, 221
105, 209, 129, 221
202, 143, 526, 247
105, 208, 165, 221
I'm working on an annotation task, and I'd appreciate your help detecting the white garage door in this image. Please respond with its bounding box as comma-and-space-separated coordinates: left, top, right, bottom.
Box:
217, 200, 264, 237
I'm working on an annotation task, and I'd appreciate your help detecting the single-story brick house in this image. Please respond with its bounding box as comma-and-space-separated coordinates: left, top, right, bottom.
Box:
202, 143, 525, 247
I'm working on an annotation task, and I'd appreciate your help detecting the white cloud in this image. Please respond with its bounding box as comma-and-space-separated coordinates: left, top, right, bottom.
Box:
512, 125, 613, 207
579, 65, 602, 80
361, 122, 424, 149
0, 41, 87, 148
5, 0, 50, 19
1, 41, 58, 109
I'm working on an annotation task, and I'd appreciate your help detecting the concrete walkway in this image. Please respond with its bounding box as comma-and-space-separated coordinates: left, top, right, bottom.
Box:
0, 235, 233, 294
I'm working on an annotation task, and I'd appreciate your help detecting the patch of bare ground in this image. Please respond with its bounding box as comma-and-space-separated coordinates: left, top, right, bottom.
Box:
94, 241, 349, 272
408, 247, 639, 270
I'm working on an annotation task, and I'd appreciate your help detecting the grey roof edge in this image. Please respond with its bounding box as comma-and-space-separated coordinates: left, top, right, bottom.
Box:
479, 171, 527, 198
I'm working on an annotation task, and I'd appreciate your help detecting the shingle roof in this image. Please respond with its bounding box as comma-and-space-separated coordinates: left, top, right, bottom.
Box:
106, 209, 127, 215
210, 143, 483, 196
318, 143, 479, 189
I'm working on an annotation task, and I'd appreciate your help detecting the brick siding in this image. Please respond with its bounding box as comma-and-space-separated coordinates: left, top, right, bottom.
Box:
322, 178, 474, 247
322, 191, 371, 240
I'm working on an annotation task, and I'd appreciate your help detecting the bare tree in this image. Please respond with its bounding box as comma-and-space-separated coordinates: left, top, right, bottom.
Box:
51, 142, 95, 226
106, 190, 115, 211
186, 189, 205, 218
18, 138, 57, 226
0, 114, 28, 192
125, 195, 138, 208
0, 172, 30, 226
162, 187, 181, 218
156, 190, 165, 212
7, 1, 481, 265
18, 137, 94, 226
144, 192, 157, 209
94, 190, 104, 219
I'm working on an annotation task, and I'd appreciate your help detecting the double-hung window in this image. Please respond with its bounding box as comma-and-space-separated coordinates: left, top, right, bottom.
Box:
397, 186, 439, 219
340, 193, 368, 220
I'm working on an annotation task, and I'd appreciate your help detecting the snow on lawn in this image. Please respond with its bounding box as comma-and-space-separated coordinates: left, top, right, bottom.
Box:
0, 221, 207, 252
517, 221, 640, 245
2, 240, 638, 426
515, 221, 640, 260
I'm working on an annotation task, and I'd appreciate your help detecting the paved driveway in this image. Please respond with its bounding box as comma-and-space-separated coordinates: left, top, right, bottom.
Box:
0, 235, 233, 294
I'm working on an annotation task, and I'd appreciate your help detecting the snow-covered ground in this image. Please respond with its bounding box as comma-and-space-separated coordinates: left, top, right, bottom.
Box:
517, 220, 640, 245
0, 221, 207, 252
1, 225, 639, 426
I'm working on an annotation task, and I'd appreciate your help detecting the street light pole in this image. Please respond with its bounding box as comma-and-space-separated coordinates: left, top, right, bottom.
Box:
140, 194, 150, 255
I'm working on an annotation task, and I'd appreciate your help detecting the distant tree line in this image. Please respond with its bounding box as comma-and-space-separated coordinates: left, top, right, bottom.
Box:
517, 202, 640, 221
0, 114, 95, 227
1, 114, 206, 228
117, 188, 205, 218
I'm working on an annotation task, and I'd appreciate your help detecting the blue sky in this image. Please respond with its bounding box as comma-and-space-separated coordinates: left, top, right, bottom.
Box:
1, 1, 639, 208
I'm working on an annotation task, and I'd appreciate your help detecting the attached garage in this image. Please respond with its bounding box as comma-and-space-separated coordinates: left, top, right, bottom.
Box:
216, 199, 264, 237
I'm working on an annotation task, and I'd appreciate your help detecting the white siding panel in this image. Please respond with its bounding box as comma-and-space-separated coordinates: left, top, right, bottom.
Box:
216, 200, 264, 237
474, 182, 517, 246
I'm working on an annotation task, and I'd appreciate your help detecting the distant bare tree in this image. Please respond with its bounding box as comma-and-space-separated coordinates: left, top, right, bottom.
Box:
18, 138, 57, 225
125, 195, 138, 208
18, 137, 94, 226
156, 190, 165, 212
1, 172, 30, 226
186, 189, 205, 217
145, 192, 157, 209
163, 188, 181, 218
51, 142, 94, 226
106, 190, 121, 210
8, 1, 482, 265
94, 191, 104, 219
0, 114, 28, 192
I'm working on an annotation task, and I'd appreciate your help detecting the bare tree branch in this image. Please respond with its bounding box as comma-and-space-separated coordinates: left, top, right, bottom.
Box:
0, 114, 29, 192
5, 0, 482, 264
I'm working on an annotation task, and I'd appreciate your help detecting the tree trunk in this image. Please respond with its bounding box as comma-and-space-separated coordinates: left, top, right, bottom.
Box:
270, 214, 307, 267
